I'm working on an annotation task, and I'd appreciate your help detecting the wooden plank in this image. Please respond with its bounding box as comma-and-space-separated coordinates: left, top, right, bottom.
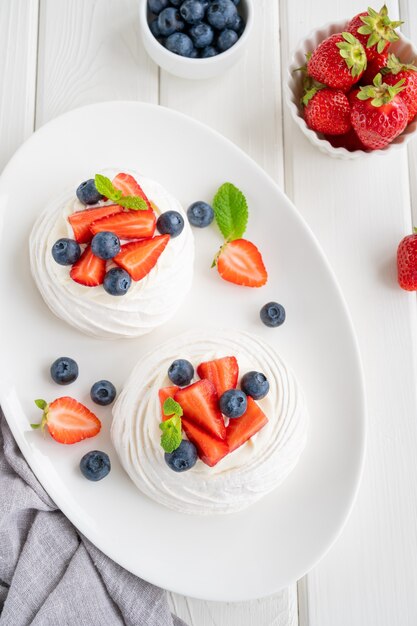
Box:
35, 0, 158, 127
160, 2, 294, 623
0, 0, 38, 171
399, 0, 417, 225
159, 0, 284, 185
168, 587, 298, 626
281, 1, 417, 625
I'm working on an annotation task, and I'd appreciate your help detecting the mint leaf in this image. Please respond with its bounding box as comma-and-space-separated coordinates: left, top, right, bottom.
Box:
163, 397, 183, 418
94, 174, 118, 200
159, 415, 182, 453
212, 182, 248, 241
118, 195, 148, 211
34, 399, 47, 410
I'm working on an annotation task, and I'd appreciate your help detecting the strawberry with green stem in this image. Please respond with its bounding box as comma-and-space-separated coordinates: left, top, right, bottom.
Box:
383, 54, 417, 123
302, 81, 352, 135
31, 397, 101, 444
346, 5, 402, 61
307, 32, 367, 92
212, 183, 267, 288
351, 72, 408, 149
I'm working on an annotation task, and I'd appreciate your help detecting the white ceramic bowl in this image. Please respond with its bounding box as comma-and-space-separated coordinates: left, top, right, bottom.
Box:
139, 0, 254, 80
285, 19, 417, 159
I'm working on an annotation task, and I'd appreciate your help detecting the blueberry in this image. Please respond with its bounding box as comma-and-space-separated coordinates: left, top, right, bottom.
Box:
80, 451, 111, 481
50, 357, 79, 385
157, 211, 184, 237
90, 380, 117, 405
189, 22, 214, 48
201, 45, 218, 58
149, 18, 161, 38
219, 389, 247, 418
169, 0, 182, 5
91, 231, 120, 260
260, 302, 286, 328
189, 47, 199, 58
103, 268, 132, 296
165, 32, 194, 56
217, 28, 238, 51
51, 238, 81, 265
168, 359, 194, 386
180, 0, 205, 24
148, 0, 169, 14
165, 440, 198, 472
229, 13, 245, 35
207, 0, 237, 30
158, 7, 184, 36
187, 201, 214, 227
76, 179, 103, 205
241, 371, 270, 400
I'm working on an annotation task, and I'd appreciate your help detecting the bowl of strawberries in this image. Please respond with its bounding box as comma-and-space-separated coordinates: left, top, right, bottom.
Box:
285, 5, 417, 158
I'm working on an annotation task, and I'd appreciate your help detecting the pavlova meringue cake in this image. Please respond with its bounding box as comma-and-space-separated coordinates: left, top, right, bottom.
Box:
111, 329, 308, 515
30, 169, 194, 338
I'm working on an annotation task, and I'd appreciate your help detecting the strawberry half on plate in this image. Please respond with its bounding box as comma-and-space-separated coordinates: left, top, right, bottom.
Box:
216, 239, 268, 287
32, 397, 101, 444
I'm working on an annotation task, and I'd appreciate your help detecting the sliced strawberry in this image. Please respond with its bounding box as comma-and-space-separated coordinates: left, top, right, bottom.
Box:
68, 204, 123, 243
70, 246, 106, 286
114, 234, 169, 281
196, 356, 238, 397
182, 419, 229, 467
90, 209, 156, 240
112, 173, 152, 211
33, 397, 101, 444
226, 396, 268, 453
158, 386, 179, 421
217, 239, 267, 288
175, 380, 226, 440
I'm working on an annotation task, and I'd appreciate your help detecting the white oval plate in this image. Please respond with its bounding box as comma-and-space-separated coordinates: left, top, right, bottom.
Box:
0, 102, 365, 602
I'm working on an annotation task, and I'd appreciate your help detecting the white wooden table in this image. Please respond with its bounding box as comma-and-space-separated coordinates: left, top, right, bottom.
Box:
2, 1, 417, 624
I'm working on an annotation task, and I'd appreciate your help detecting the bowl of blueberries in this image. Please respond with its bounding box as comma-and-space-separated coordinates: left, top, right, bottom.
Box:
139, 0, 253, 79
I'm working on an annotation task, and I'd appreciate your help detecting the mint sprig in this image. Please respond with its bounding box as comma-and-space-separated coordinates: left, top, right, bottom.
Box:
212, 182, 248, 242
159, 398, 183, 453
159, 415, 182, 453
94, 174, 148, 211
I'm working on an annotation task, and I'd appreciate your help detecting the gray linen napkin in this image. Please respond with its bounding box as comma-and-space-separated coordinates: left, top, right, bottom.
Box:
0, 414, 187, 626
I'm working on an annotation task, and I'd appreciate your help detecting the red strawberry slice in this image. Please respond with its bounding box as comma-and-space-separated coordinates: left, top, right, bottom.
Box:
196, 356, 238, 397
217, 239, 267, 288
32, 397, 101, 444
226, 396, 268, 453
112, 173, 152, 211
70, 245, 106, 286
158, 386, 179, 421
114, 234, 169, 281
68, 204, 123, 243
182, 419, 229, 467
90, 209, 156, 240
174, 380, 226, 440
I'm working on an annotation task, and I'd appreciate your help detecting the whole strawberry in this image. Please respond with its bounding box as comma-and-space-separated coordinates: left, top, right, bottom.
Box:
303, 86, 351, 135
324, 127, 367, 151
307, 32, 367, 92
346, 5, 402, 61
351, 73, 408, 149
397, 230, 417, 291
383, 54, 417, 123
360, 51, 388, 84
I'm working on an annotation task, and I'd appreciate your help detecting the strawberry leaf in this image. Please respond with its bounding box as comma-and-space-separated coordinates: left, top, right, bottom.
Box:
34, 399, 47, 410
159, 415, 182, 453
212, 182, 248, 242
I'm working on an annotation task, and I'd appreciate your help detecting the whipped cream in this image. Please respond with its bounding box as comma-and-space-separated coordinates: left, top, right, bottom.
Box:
111, 330, 308, 515
29, 170, 194, 338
